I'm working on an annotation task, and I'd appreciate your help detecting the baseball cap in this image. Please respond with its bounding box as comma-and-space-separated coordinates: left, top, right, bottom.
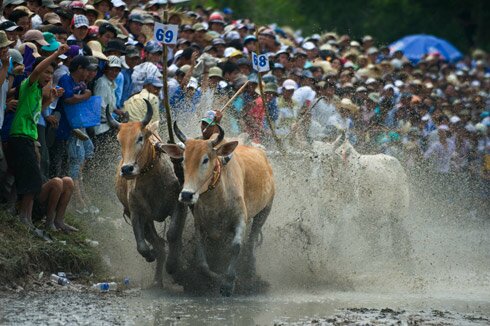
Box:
128, 13, 145, 24
8, 48, 23, 64
125, 45, 139, 58
69, 1, 85, 10
23, 30, 49, 46
302, 41, 316, 51
144, 40, 163, 53
144, 76, 163, 88
107, 55, 122, 68
0, 20, 22, 32
187, 77, 198, 89
43, 12, 62, 25
282, 79, 298, 91
73, 14, 89, 28
41, 0, 58, 8
111, 0, 126, 8
208, 66, 223, 78
212, 38, 225, 46
86, 56, 99, 71
192, 23, 206, 32
2, 0, 25, 8
243, 35, 257, 44
59, 45, 82, 59
236, 57, 250, 66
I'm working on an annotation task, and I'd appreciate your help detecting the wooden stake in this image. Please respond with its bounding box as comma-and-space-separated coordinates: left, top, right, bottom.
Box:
162, 10, 175, 144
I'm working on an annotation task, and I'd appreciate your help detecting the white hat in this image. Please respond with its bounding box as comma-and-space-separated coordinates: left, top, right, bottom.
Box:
302, 41, 316, 51
187, 77, 198, 89
107, 55, 122, 68
365, 77, 377, 85
438, 124, 449, 131
394, 80, 404, 87
282, 79, 298, 91
224, 46, 237, 58
450, 116, 461, 124
111, 0, 126, 7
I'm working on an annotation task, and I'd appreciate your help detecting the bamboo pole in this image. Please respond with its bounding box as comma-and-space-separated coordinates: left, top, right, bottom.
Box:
219, 80, 249, 113
162, 10, 175, 144
254, 28, 284, 152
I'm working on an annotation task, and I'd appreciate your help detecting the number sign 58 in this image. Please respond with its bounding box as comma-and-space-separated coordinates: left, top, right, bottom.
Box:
154, 23, 178, 44
252, 52, 270, 72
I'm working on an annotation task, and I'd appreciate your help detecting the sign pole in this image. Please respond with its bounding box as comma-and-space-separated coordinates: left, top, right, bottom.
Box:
161, 10, 175, 144
254, 28, 284, 152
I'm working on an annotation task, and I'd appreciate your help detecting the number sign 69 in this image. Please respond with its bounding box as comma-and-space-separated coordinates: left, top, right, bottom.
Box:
252, 52, 270, 72
154, 23, 178, 45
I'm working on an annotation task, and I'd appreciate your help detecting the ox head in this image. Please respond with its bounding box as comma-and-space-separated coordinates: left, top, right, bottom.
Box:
311, 132, 346, 160
161, 121, 238, 205
107, 100, 157, 179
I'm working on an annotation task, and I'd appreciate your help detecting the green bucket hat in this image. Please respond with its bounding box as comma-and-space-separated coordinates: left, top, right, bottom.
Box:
201, 110, 218, 126
41, 32, 60, 52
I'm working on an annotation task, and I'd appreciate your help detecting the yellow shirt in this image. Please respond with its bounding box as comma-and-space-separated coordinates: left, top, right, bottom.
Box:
123, 89, 160, 123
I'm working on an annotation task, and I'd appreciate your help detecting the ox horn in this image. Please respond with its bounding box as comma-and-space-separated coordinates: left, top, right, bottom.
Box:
141, 99, 153, 127
211, 124, 225, 148
106, 105, 120, 129
173, 121, 188, 144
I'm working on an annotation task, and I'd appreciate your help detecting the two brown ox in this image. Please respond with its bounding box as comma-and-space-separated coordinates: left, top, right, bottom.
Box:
106, 102, 187, 286
161, 122, 275, 296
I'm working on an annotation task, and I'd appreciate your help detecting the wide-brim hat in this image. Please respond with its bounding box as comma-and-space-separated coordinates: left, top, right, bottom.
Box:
87, 41, 108, 61
0, 31, 13, 48
337, 98, 359, 112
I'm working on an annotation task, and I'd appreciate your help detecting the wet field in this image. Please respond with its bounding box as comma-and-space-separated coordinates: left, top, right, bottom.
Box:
1, 150, 489, 325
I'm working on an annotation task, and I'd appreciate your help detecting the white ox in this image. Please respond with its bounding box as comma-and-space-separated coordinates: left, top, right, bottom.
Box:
312, 134, 411, 254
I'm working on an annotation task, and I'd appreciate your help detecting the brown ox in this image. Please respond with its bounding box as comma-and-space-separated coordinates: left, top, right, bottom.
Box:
107, 103, 187, 286
161, 122, 275, 296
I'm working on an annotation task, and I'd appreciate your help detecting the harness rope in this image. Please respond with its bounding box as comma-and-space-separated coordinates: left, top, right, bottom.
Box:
201, 158, 222, 194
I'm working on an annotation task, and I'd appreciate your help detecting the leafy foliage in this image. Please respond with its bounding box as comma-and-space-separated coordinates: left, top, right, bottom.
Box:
203, 0, 490, 51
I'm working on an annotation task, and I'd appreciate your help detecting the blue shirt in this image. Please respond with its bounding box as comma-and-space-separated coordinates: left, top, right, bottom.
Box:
119, 68, 134, 108
115, 72, 124, 109
56, 74, 84, 140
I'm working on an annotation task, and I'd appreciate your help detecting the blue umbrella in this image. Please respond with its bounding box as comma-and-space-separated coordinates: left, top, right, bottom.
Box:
389, 34, 463, 63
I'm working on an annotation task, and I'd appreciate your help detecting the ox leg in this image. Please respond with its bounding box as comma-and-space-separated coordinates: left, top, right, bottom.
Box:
245, 203, 272, 277
195, 223, 221, 281
145, 221, 166, 286
220, 219, 246, 297
132, 213, 154, 261
165, 203, 187, 276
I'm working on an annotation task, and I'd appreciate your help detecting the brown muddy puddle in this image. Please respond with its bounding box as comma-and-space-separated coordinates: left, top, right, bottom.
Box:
1, 288, 489, 325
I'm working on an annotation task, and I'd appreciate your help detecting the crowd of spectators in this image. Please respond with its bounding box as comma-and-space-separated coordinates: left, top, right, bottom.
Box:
0, 1, 488, 233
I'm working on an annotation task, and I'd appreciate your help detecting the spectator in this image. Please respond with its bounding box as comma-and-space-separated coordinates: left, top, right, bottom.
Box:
8, 44, 69, 228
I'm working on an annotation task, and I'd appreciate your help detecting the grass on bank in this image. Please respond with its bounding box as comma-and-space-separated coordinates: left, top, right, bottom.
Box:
0, 210, 104, 286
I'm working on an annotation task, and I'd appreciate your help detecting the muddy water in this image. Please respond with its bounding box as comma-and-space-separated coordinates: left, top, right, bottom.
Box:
1, 288, 489, 325
2, 147, 490, 325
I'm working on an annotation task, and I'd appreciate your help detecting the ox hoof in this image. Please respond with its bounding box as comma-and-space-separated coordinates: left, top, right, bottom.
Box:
219, 282, 235, 297
145, 256, 155, 263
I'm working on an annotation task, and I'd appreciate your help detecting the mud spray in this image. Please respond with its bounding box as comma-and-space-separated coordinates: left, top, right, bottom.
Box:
83, 93, 489, 301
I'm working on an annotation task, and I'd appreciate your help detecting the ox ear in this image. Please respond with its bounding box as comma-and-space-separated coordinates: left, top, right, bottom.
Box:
159, 144, 184, 159
215, 141, 238, 157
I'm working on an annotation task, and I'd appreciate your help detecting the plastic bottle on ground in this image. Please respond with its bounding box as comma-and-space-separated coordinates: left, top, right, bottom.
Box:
92, 282, 117, 292
50, 274, 69, 286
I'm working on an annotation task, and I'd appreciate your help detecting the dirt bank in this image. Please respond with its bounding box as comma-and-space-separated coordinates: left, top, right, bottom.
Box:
0, 211, 103, 289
